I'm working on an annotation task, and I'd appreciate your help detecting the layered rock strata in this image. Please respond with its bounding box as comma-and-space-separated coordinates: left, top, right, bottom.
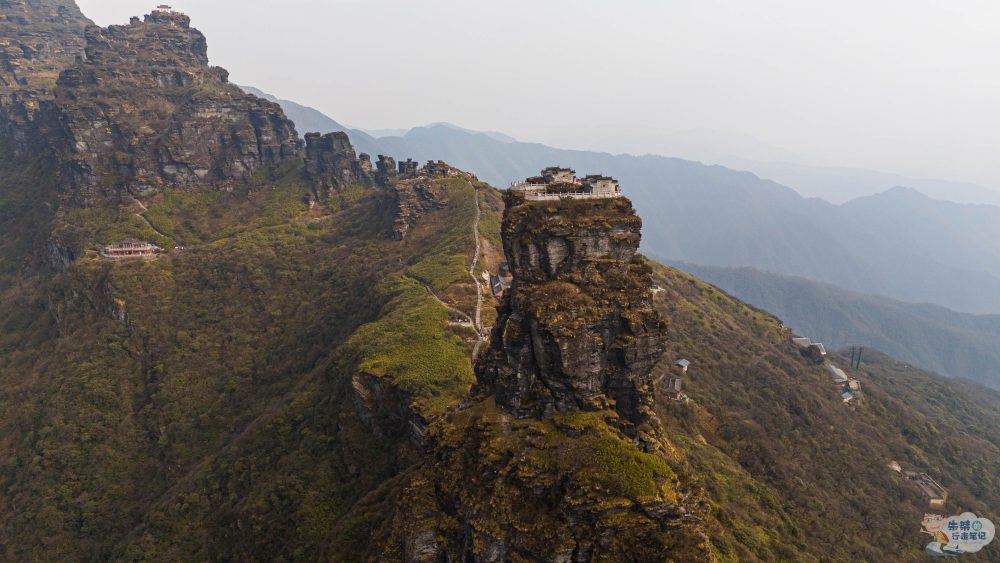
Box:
0, 0, 91, 150
46, 7, 302, 204
378, 176, 710, 561
303, 131, 373, 196
475, 188, 665, 427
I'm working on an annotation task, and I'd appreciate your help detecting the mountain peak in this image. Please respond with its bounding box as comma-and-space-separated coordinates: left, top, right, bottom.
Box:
879, 185, 927, 199
44, 8, 302, 205
0, 0, 91, 135
477, 173, 659, 427
839, 185, 933, 208
409, 122, 518, 143
81, 7, 207, 68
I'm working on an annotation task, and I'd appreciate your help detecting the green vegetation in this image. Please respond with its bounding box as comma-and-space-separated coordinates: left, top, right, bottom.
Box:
327, 182, 368, 211
0, 138, 58, 273
590, 436, 675, 498
140, 160, 308, 247
59, 206, 173, 251
0, 144, 497, 560
346, 276, 475, 417
552, 412, 675, 500
406, 253, 468, 293
405, 178, 477, 291
647, 261, 1000, 561
474, 182, 503, 247
376, 401, 706, 561
4, 123, 1000, 559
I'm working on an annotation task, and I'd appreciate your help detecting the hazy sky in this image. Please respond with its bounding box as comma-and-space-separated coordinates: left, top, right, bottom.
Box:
76, 1, 1000, 187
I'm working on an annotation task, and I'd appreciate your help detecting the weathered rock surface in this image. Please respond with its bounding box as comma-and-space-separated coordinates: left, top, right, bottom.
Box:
351, 371, 428, 443
0, 0, 90, 94
376, 177, 712, 562
476, 191, 665, 427
0, 0, 91, 148
387, 178, 443, 240
44, 7, 302, 204
380, 159, 470, 240
303, 131, 372, 196
378, 404, 711, 562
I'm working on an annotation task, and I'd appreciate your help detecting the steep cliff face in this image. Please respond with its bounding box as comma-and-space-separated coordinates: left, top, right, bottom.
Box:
385, 161, 472, 240
302, 133, 476, 240
8, 4, 1000, 563
304, 131, 373, 197
46, 7, 302, 204
0, 0, 90, 95
377, 185, 712, 562
0, 0, 90, 147
477, 192, 664, 429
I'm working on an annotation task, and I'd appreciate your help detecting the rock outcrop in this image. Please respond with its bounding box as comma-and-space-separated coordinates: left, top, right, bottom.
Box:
303, 131, 372, 196
0, 0, 91, 149
351, 371, 428, 443
45, 7, 302, 204
0, 0, 89, 90
374, 157, 471, 240
387, 179, 440, 240
475, 187, 665, 428
379, 403, 711, 562
377, 172, 711, 562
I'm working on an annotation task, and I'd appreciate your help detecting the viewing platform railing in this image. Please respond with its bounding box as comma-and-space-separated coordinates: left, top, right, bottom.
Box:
509, 180, 622, 201
524, 191, 622, 201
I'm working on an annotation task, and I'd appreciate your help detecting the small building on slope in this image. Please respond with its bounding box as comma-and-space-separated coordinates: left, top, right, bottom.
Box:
827, 364, 849, 384
101, 240, 160, 259
905, 471, 949, 508
792, 335, 827, 364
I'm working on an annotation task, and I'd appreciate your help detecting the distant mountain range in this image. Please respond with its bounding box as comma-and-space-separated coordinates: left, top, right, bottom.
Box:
673, 262, 1000, 390
240, 86, 352, 137
7, 6, 1000, 558
719, 156, 1000, 206
245, 86, 1000, 315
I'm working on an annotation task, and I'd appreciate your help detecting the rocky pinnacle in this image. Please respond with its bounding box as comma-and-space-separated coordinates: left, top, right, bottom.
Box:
475, 186, 666, 427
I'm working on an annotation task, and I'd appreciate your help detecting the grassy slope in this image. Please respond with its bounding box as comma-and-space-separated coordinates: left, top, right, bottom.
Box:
672, 261, 1000, 390
370, 252, 1000, 562
649, 263, 1000, 561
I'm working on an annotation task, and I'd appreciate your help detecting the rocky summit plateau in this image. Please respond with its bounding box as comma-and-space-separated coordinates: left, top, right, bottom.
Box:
1, 2, 1000, 562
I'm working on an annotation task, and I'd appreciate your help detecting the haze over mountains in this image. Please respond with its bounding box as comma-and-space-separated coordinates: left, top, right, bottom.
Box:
500, 124, 1000, 207
255, 87, 1000, 207
721, 157, 1000, 207
249, 88, 1000, 316
242, 88, 1000, 390
676, 263, 1000, 390
5, 2, 1000, 559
